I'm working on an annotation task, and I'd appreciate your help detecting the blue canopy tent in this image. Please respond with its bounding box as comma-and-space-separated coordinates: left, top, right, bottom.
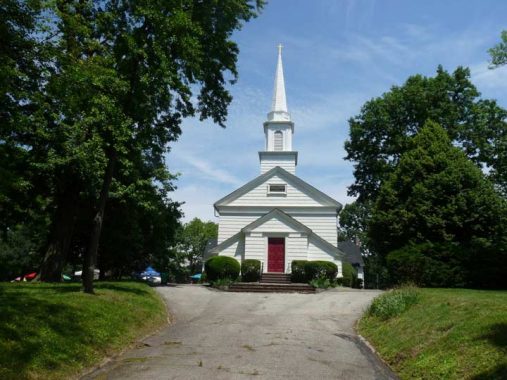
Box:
141, 266, 160, 278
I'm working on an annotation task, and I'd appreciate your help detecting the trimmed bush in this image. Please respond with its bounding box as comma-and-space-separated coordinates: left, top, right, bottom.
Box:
241, 259, 261, 282
291, 260, 307, 283
387, 243, 467, 288
204, 256, 240, 282
366, 285, 420, 320
342, 262, 357, 288
304, 261, 338, 281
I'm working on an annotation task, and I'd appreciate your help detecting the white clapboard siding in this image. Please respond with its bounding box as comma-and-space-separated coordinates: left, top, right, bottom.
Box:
260, 156, 296, 174
285, 236, 308, 272
227, 175, 322, 207
249, 216, 299, 233
218, 214, 260, 243
291, 214, 337, 245
245, 235, 265, 262
307, 236, 342, 276
219, 235, 245, 259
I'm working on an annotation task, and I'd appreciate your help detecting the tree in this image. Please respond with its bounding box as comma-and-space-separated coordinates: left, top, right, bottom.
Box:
344, 66, 507, 201
338, 201, 372, 245
369, 121, 507, 287
8, 0, 264, 292
176, 218, 218, 275
489, 30, 507, 68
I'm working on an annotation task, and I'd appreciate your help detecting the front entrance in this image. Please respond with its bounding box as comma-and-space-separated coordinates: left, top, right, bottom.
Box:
267, 237, 285, 272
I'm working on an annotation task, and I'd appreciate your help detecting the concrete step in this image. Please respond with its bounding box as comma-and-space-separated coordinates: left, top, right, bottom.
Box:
229, 283, 315, 293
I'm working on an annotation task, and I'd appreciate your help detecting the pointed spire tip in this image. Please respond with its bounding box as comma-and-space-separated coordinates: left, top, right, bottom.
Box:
268, 43, 290, 121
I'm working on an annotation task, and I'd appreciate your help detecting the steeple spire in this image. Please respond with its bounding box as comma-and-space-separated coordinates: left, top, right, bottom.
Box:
268, 44, 290, 121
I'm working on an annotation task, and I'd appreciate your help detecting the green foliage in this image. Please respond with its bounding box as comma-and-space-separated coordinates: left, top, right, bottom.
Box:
338, 201, 372, 245
241, 259, 261, 282
369, 121, 507, 288
290, 260, 307, 283
363, 254, 389, 289
1, 0, 263, 286
345, 66, 507, 200
358, 288, 507, 379
309, 277, 332, 289
0, 223, 48, 281
0, 282, 166, 380
304, 261, 338, 281
204, 256, 240, 282
341, 262, 358, 288
387, 243, 467, 287
489, 30, 507, 68
291, 260, 338, 284
366, 286, 420, 321
176, 218, 218, 274
210, 277, 235, 288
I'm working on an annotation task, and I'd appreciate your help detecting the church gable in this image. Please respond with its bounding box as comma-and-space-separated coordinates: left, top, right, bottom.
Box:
214, 167, 341, 209
242, 209, 312, 234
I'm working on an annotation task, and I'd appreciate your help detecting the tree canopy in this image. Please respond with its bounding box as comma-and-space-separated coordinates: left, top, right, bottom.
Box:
489, 30, 507, 68
344, 66, 507, 201
0, 0, 263, 290
176, 218, 218, 274
368, 121, 507, 288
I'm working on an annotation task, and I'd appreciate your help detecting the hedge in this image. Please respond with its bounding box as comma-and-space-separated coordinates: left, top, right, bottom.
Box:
342, 262, 357, 288
241, 259, 261, 282
291, 260, 307, 283
304, 261, 338, 281
386, 243, 467, 287
204, 256, 240, 282
291, 260, 338, 282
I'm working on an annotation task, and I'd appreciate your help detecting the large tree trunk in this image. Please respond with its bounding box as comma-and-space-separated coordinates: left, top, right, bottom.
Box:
83, 149, 116, 294
39, 190, 79, 282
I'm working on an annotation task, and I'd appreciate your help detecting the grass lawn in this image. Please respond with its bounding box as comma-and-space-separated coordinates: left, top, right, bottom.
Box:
358, 288, 507, 380
0, 281, 167, 380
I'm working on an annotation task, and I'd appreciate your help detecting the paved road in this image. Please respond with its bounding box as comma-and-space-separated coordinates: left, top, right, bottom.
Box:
84, 285, 396, 380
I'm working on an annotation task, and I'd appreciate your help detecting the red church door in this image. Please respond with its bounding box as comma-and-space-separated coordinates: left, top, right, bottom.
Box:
268, 238, 285, 273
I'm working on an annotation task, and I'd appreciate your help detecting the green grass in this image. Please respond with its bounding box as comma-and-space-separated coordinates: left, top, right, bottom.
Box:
358, 288, 507, 380
0, 281, 167, 380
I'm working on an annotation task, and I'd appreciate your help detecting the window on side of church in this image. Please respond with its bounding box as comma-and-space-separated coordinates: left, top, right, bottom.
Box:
268, 184, 287, 195
274, 130, 283, 151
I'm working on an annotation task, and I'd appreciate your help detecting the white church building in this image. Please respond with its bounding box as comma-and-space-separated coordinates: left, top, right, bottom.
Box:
208, 46, 344, 276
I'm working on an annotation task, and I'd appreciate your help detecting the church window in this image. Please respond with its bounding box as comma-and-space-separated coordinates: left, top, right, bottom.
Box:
268, 184, 286, 194
274, 131, 283, 151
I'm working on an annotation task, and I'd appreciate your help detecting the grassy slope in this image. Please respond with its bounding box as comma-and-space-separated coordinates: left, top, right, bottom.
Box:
0, 281, 167, 380
358, 289, 507, 380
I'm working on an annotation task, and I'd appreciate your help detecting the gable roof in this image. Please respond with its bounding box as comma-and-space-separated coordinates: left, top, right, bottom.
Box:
209, 232, 242, 255
209, 209, 344, 260
203, 238, 218, 261
338, 240, 364, 266
241, 208, 312, 234
214, 166, 342, 210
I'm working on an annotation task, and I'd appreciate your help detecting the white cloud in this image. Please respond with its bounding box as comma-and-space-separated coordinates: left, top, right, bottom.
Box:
177, 154, 243, 187
471, 62, 507, 90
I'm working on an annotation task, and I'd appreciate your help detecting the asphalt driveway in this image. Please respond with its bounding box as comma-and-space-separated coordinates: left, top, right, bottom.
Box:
84, 285, 396, 379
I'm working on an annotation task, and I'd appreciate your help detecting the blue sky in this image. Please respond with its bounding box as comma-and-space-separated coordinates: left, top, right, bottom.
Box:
168, 0, 507, 222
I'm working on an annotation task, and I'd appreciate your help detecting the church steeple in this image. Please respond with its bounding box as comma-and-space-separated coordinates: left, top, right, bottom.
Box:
268, 44, 290, 122
259, 44, 297, 174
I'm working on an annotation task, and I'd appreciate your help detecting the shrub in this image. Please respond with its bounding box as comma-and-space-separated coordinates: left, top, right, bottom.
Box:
387, 243, 467, 287
291, 260, 307, 283
341, 262, 357, 287
241, 259, 261, 282
210, 277, 235, 289
204, 256, 240, 282
367, 285, 420, 320
304, 261, 338, 281
309, 277, 332, 289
